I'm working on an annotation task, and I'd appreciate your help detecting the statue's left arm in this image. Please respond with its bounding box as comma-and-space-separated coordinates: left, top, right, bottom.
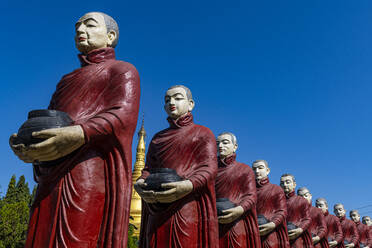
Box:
316, 210, 327, 239
78, 63, 140, 147
350, 222, 360, 246
238, 166, 257, 212
186, 129, 218, 193
297, 198, 311, 231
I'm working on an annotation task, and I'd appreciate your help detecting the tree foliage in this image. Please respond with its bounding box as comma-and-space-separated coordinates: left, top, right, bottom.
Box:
0, 175, 30, 247
127, 223, 139, 248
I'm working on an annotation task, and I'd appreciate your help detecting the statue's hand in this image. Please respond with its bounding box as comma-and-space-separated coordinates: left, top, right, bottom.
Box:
9, 133, 33, 163
218, 206, 244, 224
345, 243, 355, 248
259, 222, 276, 236
328, 241, 338, 248
288, 228, 303, 240
312, 235, 320, 244
134, 179, 157, 203
26, 125, 85, 162
154, 180, 193, 203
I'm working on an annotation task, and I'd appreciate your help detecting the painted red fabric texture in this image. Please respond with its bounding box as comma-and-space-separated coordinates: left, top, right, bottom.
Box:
139, 113, 219, 248
339, 216, 359, 248
256, 178, 290, 248
308, 206, 329, 248
25, 48, 140, 248
323, 211, 344, 248
285, 191, 313, 248
215, 154, 261, 248
355, 221, 371, 247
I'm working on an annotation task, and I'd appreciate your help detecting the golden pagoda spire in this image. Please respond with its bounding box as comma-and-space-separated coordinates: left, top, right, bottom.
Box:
130, 118, 146, 236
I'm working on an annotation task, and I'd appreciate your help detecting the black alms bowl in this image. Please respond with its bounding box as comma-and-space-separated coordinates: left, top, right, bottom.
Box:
257, 214, 269, 226
287, 222, 298, 231
216, 198, 236, 216
144, 168, 183, 192
17, 110, 73, 146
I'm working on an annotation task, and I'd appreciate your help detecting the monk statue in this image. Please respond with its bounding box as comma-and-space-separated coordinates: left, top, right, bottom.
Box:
215, 132, 261, 248
297, 187, 329, 248
362, 216, 372, 245
334, 204, 360, 248
134, 85, 218, 247
9, 12, 140, 247
350, 210, 371, 248
252, 160, 290, 248
280, 174, 312, 247
315, 198, 344, 248
362, 217, 372, 227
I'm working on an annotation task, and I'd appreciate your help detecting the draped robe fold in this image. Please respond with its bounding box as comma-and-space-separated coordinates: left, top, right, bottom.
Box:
256, 178, 290, 248
25, 48, 140, 248
215, 154, 261, 248
339, 216, 359, 248
285, 192, 313, 248
139, 113, 219, 248
355, 221, 370, 247
308, 206, 329, 248
323, 211, 344, 248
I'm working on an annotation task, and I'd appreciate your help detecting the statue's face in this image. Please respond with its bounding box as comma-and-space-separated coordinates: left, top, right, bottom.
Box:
334, 205, 346, 218
164, 87, 194, 119
316, 200, 328, 214
216, 134, 237, 158
252, 161, 270, 180
298, 189, 312, 204
362, 217, 372, 226
75, 12, 115, 54
280, 176, 296, 194
350, 212, 360, 223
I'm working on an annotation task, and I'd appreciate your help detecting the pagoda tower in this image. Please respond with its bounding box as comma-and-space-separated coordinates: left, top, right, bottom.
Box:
129, 119, 146, 236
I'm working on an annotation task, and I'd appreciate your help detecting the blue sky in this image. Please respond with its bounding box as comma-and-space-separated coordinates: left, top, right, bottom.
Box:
1, 0, 372, 216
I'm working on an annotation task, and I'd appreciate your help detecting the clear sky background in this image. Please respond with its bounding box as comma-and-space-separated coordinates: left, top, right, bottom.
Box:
1, 0, 372, 216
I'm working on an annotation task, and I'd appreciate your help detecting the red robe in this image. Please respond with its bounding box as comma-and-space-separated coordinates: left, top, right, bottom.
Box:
215, 154, 261, 248
25, 48, 140, 248
139, 113, 219, 248
339, 216, 359, 247
323, 211, 344, 248
355, 221, 371, 247
256, 177, 290, 248
285, 191, 313, 248
308, 206, 328, 248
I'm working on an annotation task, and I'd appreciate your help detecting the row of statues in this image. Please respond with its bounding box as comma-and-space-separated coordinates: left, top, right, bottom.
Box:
133, 84, 372, 248
7, 11, 371, 248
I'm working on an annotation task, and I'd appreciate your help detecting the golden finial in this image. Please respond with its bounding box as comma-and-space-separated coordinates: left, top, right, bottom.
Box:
129, 115, 146, 236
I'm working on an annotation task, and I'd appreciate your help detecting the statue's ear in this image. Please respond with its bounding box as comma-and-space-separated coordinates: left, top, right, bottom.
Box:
233, 143, 238, 152
107, 30, 117, 47
266, 167, 270, 175
188, 99, 195, 112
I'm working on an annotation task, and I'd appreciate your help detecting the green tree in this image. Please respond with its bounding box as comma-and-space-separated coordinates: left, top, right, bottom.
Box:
15, 175, 30, 203
29, 185, 37, 208
127, 223, 139, 248
0, 175, 31, 247
0, 201, 29, 248
3, 175, 17, 204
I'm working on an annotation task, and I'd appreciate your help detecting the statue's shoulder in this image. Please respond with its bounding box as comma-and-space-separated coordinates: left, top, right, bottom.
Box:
192, 124, 215, 141
269, 183, 284, 194
235, 161, 254, 173
109, 60, 139, 78
295, 194, 309, 206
